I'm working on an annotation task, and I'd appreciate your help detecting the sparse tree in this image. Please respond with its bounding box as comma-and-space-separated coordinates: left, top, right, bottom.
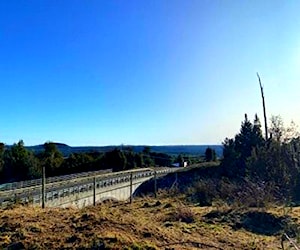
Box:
41, 142, 64, 176
103, 148, 127, 172
269, 115, 285, 142
142, 146, 151, 155
176, 154, 184, 166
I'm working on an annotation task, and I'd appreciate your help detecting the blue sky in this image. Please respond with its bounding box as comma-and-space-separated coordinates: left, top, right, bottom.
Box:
0, 1, 299, 146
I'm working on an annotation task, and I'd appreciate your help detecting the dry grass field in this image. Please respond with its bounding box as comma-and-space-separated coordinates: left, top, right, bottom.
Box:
1, 191, 299, 250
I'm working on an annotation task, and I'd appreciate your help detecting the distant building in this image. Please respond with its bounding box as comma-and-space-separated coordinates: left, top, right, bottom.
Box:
171, 161, 188, 168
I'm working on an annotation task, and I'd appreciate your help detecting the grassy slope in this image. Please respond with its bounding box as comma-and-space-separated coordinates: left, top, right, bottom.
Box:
0, 194, 296, 249
1, 164, 298, 249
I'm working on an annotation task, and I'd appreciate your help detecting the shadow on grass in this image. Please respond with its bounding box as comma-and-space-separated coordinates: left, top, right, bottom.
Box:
204, 209, 287, 236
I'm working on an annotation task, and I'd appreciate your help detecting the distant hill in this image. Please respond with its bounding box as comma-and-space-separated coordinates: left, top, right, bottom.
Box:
25, 143, 223, 158
137, 145, 223, 157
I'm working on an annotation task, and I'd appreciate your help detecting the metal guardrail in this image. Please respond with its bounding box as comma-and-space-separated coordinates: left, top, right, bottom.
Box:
0, 169, 112, 191
0, 167, 178, 206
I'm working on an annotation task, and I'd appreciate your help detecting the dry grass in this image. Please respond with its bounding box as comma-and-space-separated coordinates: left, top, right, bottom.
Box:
0, 193, 294, 250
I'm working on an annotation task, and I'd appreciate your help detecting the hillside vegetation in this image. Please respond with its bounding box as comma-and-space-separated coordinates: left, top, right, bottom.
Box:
1, 162, 300, 250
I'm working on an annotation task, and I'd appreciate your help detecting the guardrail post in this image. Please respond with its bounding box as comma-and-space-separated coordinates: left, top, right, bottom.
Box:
130, 173, 133, 204
93, 176, 96, 206
42, 166, 46, 209
154, 171, 157, 198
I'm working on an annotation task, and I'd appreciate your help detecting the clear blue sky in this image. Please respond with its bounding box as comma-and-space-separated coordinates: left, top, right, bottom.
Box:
0, 1, 299, 146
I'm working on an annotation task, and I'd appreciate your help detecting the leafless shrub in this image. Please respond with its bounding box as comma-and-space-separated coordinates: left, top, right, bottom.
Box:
185, 177, 280, 209
186, 179, 217, 206
166, 203, 196, 224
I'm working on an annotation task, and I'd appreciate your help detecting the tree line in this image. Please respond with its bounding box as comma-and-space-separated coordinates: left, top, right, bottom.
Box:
0, 142, 202, 184
221, 113, 300, 202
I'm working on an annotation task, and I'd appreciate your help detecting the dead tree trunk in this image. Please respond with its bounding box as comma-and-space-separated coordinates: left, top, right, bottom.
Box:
257, 73, 268, 141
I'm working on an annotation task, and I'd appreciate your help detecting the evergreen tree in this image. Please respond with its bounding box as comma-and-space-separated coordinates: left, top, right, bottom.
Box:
235, 114, 255, 161
61, 153, 94, 175
221, 114, 264, 178
3, 140, 37, 181
135, 153, 144, 168
221, 137, 240, 177
124, 150, 137, 169
204, 147, 216, 162
142, 146, 154, 167
252, 114, 264, 148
